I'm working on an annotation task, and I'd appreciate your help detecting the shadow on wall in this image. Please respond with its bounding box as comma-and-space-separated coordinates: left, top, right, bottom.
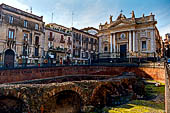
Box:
90, 67, 164, 83
0, 66, 165, 84
0, 96, 25, 113
43, 90, 82, 113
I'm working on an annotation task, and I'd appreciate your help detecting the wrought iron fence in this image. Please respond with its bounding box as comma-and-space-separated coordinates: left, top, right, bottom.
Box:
0, 60, 165, 71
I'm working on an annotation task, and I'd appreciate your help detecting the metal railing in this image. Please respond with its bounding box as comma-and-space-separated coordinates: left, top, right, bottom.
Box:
0, 60, 165, 71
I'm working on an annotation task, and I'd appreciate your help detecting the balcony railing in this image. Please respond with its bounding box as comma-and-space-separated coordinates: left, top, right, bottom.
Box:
49, 47, 68, 53
99, 52, 121, 58
48, 36, 54, 41
67, 40, 72, 45
60, 39, 65, 43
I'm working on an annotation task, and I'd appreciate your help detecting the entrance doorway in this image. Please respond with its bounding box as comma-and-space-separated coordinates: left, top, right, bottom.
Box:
4, 49, 15, 68
120, 44, 127, 58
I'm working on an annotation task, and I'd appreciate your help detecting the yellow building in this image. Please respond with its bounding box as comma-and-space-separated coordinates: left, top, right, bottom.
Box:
0, 3, 45, 67
71, 27, 99, 64
164, 33, 170, 57
45, 23, 72, 65
98, 11, 162, 61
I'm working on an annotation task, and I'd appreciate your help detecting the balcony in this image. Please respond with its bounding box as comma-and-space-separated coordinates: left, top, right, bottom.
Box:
48, 36, 54, 41
67, 40, 72, 45
49, 47, 67, 53
56, 47, 67, 53
99, 52, 120, 58
7, 38, 16, 48
23, 40, 28, 45
60, 38, 65, 43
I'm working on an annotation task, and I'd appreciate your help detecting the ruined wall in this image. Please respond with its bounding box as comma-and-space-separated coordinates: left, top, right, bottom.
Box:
165, 66, 170, 113
0, 74, 142, 113
0, 66, 165, 84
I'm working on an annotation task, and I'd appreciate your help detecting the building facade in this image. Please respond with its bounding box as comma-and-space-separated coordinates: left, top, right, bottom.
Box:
71, 27, 99, 64
0, 3, 45, 68
81, 27, 99, 36
97, 11, 162, 60
164, 33, 170, 57
44, 23, 72, 65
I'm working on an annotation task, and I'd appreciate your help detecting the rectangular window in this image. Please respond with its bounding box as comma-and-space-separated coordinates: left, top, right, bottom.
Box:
23, 46, 28, 56
29, 33, 32, 44
60, 35, 65, 43
86, 52, 88, 58
35, 36, 39, 45
75, 50, 79, 56
50, 32, 52, 38
48, 42, 53, 48
73, 49, 75, 57
147, 32, 151, 38
0, 12, 2, 19
24, 33, 28, 42
24, 20, 28, 28
8, 29, 14, 39
142, 41, 146, 50
35, 47, 39, 56
9, 16, 13, 24
29, 48, 31, 54
35, 23, 39, 30
68, 37, 70, 41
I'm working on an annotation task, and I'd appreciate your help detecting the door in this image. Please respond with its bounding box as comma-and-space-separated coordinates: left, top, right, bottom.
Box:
4, 49, 15, 68
120, 44, 127, 58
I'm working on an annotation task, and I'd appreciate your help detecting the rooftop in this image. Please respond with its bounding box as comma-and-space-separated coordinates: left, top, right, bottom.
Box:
0, 3, 43, 22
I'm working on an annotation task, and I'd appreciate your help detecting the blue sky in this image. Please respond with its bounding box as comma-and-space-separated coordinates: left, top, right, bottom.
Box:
0, 0, 170, 37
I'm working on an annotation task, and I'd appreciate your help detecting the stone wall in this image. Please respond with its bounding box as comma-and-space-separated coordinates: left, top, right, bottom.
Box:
0, 65, 165, 84
165, 66, 170, 113
0, 73, 143, 113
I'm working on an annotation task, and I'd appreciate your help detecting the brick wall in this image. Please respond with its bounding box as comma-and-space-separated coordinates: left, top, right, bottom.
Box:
0, 66, 165, 84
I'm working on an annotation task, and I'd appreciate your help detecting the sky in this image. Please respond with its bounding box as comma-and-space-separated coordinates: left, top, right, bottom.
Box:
0, 0, 170, 38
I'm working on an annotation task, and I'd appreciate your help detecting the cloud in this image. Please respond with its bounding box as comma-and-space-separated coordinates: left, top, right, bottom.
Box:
159, 24, 170, 39
0, 0, 169, 36
0, 0, 29, 12
73, 0, 119, 29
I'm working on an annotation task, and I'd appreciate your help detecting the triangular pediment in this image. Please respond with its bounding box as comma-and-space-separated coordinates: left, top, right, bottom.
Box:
109, 20, 133, 28
117, 22, 130, 26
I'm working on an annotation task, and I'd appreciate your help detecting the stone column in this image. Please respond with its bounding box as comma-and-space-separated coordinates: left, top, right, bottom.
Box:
113, 33, 116, 53
129, 31, 132, 52
136, 33, 138, 51
110, 34, 113, 53
133, 31, 136, 52
99, 36, 102, 53
80, 34, 83, 59
151, 30, 155, 52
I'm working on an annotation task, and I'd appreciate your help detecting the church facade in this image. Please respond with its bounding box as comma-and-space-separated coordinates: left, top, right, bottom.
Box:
97, 11, 162, 60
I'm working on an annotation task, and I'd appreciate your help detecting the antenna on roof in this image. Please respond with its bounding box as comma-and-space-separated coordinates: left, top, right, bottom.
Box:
72, 11, 74, 27
30, 7, 32, 13
51, 13, 54, 23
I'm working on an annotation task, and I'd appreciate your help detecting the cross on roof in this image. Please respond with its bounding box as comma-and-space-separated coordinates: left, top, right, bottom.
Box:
120, 10, 123, 13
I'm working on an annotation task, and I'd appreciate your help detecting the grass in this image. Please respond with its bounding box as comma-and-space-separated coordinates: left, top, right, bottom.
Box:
108, 100, 164, 113
90, 80, 165, 113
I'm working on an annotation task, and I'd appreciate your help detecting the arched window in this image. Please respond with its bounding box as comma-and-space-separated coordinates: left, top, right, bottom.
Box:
35, 36, 39, 45
104, 46, 108, 52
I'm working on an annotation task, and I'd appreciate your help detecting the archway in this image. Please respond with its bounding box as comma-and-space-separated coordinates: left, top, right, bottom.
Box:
4, 49, 15, 68
91, 83, 119, 107
0, 96, 24, 113
44, 90, 82, 113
